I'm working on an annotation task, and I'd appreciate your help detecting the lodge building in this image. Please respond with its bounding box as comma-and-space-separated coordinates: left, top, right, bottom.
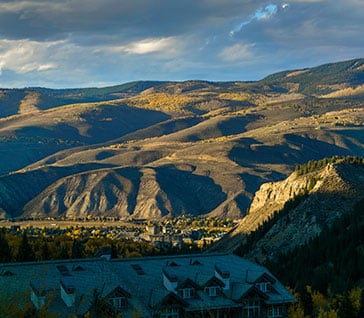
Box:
0, 253, 294, 317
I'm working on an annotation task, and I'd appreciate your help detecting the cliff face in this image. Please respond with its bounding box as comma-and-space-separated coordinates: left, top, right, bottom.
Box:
212, 162, 364, 259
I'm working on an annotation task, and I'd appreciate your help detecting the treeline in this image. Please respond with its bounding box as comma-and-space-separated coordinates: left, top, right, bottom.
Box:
0, 230, 162, 263
295, 155, 364, 176
265, 197, 364, 317
0, 228, 206, 263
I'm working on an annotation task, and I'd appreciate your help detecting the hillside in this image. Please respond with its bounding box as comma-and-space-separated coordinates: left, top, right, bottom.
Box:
216, 158, 364, 317
1, 58, 364, 220
212, 157, 364, 256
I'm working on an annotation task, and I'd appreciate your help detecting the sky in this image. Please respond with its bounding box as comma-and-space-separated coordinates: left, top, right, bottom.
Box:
0, 0, 363, 88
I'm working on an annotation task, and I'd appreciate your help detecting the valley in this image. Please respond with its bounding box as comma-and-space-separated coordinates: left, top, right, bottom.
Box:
0, 58, 364, 222
1, 58, 364, 317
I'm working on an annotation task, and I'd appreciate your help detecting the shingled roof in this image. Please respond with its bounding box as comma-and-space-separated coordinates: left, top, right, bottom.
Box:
0, 253, 294, 317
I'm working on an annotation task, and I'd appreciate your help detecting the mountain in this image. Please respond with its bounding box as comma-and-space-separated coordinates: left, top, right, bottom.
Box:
211, 157, 364, 258
1, 58, 364, 219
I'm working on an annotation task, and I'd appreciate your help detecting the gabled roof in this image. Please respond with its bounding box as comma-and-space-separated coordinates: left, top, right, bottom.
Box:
106, 285, 131, 299
204, 276, 225, 288
153, 292, 189, 310
178, 278, 200, 290
254, 272, 276, 284
239, 285, 269, 301
0, 269, 14, 276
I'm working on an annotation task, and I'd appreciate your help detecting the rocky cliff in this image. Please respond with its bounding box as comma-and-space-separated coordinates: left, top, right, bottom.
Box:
211, 160, 364, 260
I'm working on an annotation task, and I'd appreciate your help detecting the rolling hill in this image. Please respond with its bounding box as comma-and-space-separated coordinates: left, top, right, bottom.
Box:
1, 58, 364, 220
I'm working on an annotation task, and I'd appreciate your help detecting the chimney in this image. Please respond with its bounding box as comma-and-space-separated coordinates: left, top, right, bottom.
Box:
162, 267, 178, 292
30, 280, 47, 310
214, 263, 230, 290
60, 277, 76, 307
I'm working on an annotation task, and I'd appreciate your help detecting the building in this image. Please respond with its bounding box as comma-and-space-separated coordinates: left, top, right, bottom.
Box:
0, 253, 294, 317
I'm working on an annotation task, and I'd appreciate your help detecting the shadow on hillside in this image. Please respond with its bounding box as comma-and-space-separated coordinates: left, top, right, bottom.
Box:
229, 135, 351, 167
80, 104, 171, 143
155, 166, 227, 217
116, 168, 142, 215
0, 163, 116, 217
217, 114, 261, 136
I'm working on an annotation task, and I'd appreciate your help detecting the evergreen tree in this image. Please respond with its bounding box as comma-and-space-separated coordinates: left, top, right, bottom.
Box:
88, 288, 114, 318
110, 243, 118, 259
16, 232, 35, 262
71, 239, 84, 259
40, 242, 50, 261
0, 232, 12, 262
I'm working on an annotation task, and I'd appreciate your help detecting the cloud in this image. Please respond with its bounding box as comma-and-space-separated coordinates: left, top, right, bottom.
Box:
0, 0, 363, 87
0, 39, 59, 74
219, 43, 255, 62
97, 37, 179, 56
230, 4, 278, 36
124, 37, 178, 55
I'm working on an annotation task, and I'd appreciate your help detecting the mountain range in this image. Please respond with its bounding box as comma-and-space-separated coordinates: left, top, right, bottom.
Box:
1, 58, 364, 220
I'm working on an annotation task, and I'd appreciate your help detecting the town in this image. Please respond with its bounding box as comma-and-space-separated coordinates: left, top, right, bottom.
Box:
0, 216, 235, 254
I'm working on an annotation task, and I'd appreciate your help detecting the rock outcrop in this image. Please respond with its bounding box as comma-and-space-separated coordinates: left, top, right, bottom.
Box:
211, 161, 364, 259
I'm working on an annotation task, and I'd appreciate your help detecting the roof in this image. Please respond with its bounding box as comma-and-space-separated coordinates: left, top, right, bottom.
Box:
0, 258, 126, 316
0, 253, 295, 316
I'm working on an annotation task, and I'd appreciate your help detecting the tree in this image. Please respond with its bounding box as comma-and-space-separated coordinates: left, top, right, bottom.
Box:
16, 232, 35, 262
40, 242, 51, 261
0, 232, 12, 262
336, 288, 362, 318
71, 239, 84, 259
87, 288, 115, 318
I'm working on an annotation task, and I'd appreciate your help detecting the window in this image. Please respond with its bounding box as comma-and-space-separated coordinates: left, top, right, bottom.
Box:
268, 306, 282, 318
109, 297, 127, 311
160, 308, 179, 318
243, 300, 260, 318
205, 286, 220, 297
178, 288, 194, 299
256, 282, 271, 293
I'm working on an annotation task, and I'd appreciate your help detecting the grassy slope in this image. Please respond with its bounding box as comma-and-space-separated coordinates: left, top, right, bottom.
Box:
1, 58, 364, 219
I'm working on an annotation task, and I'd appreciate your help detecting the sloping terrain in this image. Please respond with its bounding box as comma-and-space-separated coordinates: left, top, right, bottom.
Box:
0, 58, 364, 220
211, 158, 364, 256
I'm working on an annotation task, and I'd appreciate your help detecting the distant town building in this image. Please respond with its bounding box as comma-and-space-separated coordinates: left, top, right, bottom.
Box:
0, 253, 294, 317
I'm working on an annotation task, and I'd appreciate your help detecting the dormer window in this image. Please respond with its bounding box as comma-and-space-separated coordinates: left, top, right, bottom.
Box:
106, 286, 131, 312
254, 273, 275, 293
178, 287, 195, 299
205, 286, 221, 297
204, 276, 225, 297
256, 282, 271, 293
109, 296, 127, 311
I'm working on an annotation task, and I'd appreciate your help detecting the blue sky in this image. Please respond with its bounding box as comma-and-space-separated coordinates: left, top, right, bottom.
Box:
0, 0, 363, 88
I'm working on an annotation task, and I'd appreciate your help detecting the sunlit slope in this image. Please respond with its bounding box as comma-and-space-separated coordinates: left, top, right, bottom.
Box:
0, 58, 364, 219
6, 103, 364, 219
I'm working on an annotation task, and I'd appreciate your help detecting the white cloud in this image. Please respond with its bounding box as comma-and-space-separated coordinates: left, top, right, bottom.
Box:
0, 39, 59, 74
0, 0, 363, 87
219, 43, 255, 62
124, 37, 178, 55
95, 37, 180, 57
